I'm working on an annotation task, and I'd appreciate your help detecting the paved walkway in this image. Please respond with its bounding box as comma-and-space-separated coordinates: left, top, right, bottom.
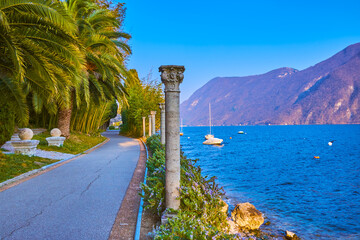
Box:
0, 132, 140, 240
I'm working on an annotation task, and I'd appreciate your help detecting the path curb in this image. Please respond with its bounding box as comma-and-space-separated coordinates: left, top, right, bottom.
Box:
0, 137, 110, 190
134, 139, 149, 240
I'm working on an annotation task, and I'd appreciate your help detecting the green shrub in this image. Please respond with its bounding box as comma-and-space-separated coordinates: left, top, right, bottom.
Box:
141, 135, 165, 215
146, 135, 162, 151
0, 102, 15, 146
153, 210, 239, 239
143, 135, 234, 239
33, 131, 106, 154
109, 126, 115, 130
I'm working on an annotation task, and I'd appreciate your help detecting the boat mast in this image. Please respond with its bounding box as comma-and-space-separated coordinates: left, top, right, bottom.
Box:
209, 103, 211, 135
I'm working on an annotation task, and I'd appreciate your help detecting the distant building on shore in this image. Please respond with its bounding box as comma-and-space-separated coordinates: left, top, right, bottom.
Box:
110, 114, 122, 127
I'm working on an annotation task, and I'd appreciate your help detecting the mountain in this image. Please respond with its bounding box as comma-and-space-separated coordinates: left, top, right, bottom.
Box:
180, 43, 360, 126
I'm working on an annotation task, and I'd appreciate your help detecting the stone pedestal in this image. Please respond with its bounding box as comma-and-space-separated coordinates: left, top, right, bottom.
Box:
159, 103, 165, 145
11, 134, 21, 141
11, 140, 40, 156
148, 115, 152, 136
46, 137, 66, 147
142, 117, 146, 137
159, 65, 185, 211
151, 111, 156, 135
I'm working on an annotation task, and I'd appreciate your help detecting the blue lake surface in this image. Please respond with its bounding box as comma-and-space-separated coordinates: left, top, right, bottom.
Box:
180, 125, 360, 240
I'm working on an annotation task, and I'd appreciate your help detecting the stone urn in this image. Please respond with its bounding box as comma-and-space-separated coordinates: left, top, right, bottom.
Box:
231, 202, 264, 230
11, 128, 39, 156
46, 128, 65, 147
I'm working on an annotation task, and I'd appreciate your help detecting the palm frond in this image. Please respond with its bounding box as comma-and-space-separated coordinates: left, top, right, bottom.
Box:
0, 73, 28, 124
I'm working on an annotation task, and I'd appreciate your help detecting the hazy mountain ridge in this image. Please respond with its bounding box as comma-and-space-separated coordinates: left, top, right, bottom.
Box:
180, 43, 360, 126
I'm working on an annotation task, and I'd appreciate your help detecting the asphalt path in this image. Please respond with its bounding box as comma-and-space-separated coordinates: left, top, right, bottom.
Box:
0, 132, 140, 240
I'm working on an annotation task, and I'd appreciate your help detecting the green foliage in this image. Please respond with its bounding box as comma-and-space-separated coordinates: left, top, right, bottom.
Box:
146, 135, 163, 154
33, 131, 106, 154
109, 100, 118, 119
0, 102, 15, 146
153, 210, 238, 240
140, 136, 165, 215
120, 70, 164, 137
61, 0, 131, 135
0, 0, 84, 124
179, 154, 228, 231
109, 126, 115, 130
0, 0, 131, 134
0, 154, 58, 183
66, 0, 131, 104
142, 135, 235, 239
70, 101, 112, 134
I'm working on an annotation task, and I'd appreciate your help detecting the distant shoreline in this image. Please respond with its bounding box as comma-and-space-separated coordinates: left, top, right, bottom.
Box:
181, 123, 360, 127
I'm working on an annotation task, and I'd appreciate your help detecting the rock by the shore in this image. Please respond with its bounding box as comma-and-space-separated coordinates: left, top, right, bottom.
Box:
231, 202, 264, 230
227, 219, 240, 235
219, 198, 229, 214
285, 230, 300, 240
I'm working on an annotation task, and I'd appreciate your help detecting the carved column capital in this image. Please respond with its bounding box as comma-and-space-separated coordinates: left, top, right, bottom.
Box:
159, 65, 185, 92
159, 103, 165, 112
151, 111, 157, 115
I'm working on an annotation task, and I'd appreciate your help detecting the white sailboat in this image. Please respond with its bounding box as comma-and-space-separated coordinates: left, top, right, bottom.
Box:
203, 103, 223, 145
204, 103, 214, 140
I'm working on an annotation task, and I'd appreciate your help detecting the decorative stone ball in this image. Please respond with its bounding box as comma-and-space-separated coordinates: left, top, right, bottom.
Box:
50, 128, 62, 137
18, 128, 33, 140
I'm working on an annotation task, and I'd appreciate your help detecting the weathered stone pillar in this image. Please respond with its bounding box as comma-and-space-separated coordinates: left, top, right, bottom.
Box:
158, 103, 165, 145
159, 65, 185, 211
142, 117, 146, 137
151, 111, 156, 135
148, 115, 152, 136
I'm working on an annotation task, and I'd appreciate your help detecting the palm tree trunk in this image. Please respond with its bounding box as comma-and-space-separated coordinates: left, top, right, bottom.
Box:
58, 103, 72, 137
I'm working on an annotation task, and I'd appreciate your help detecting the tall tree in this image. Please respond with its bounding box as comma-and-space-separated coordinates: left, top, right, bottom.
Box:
0, 0, 84, 126
60, 0, 131, 136
121, 70, 164, 137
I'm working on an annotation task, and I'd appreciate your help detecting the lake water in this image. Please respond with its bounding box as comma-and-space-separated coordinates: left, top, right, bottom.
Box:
180, 125, 360, 239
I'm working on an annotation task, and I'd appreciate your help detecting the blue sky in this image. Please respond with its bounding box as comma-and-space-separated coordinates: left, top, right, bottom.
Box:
122, 0, 360, 102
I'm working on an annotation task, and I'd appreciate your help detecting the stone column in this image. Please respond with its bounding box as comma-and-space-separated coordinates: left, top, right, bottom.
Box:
159, 103, 165, 145
159, 65, 185, 211
142, 117, 146, 137
151, 111, 156, 135
148, 115, 152, 136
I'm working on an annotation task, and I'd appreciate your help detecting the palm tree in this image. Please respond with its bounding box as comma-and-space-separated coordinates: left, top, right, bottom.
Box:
61, 0, 131, 135
0, 0, 84, 126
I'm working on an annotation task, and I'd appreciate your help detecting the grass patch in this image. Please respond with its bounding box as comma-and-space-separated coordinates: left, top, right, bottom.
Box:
33, 131, 107, 154
0, 152, 58, 183
0, 148, 9, 152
